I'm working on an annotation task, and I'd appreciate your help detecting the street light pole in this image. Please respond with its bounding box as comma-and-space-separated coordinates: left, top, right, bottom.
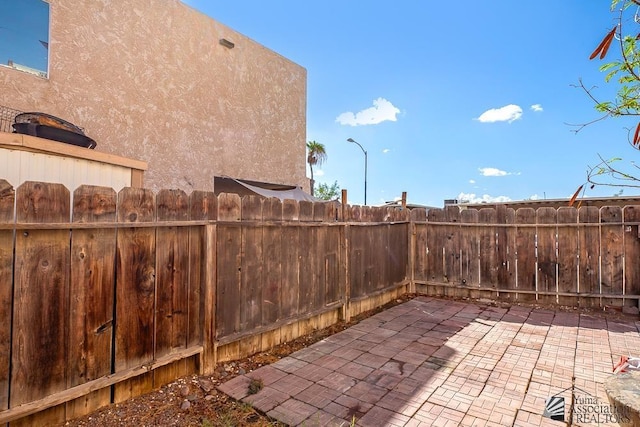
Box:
347, 138, 367, 205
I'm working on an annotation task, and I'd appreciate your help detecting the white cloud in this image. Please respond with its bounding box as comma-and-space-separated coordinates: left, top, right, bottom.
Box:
476, 104, 522, 123
457, 192, 512, 204
528, 194, 541, 200
530, 104, 543, 112
336, 98, 400, 126
315, 170, 325, 177
382, 149, 390, 153
479, 167, 508, 177
469, 179, 476, 184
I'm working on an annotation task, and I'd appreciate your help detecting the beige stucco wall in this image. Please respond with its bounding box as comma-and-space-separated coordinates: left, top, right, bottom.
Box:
0, 0, 308, 193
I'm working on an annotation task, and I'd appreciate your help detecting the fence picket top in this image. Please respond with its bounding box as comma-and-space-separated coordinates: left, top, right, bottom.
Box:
117, 187, 155, 223
370, 206, 384, 222
299, 200, 313, 221
515, 208, 536, 224
445, 205, 460, 222
263, 198, 283, 221
16, 181, 70, 223
410, 208, 427, 222
579, 206, 599, 223
157, 189, 189, 221
282, 199, 299, 221
72, 185, 117, 223
242, 196, 263, 220
461, 208, 478, 223
0, 183, 12, 220
189, 190, 217, 221
348, 205, 361, 222
478, 208, 496, 223
536, 207, 557, 225
0, 180, 14, 223
314, 201, 339, 222
557, 207, 578, 224
217, 193, 241, 221
362, 206, 375, 222
601, 205, 622, 223
313, 202, 326, 222
427, 208, 446, 222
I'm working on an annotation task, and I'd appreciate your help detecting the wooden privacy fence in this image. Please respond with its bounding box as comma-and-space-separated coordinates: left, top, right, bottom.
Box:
412, 204, 640, 308
0, 180, 410, 425
4, 177, 639, 424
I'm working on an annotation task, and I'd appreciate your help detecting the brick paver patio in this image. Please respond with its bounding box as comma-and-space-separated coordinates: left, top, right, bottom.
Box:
218, 296, 640, 426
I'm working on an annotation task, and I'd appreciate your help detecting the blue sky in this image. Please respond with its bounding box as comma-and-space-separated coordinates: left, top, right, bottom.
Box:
0, 0, 49, 73
183, 1, 639, 207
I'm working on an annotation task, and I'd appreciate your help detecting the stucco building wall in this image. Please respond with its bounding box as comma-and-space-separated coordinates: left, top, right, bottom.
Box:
0, 0, 308, 193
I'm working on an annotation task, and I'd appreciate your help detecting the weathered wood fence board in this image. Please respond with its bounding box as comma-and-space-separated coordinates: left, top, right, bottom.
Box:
13, 182, 70, 406
478, 208, 497, 288
496, 206, 515, 295
187, 190, 217, 348
460, 209, 479, 287
537, 207, 557, 305
417, 204, 640, 307
601, 206, 624, 307
0, 180, 13, 411
216, 193, 242, 338
68, 185, 117, 415
557, 207, 578, 306
624, 206, 640, 300
262, 198, 283, 326
115, 188, 156, 373
7, 177, 640, 425
156, 189, 190, 356
579, 206, 600, 306
515, 208, 536, 301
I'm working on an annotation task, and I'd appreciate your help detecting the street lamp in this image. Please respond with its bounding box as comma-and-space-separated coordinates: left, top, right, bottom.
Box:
347, 138, 367, 205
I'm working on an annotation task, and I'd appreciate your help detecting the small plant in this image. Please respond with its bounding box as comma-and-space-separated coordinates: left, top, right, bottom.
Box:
339, 416, 357, 427
247, 377, 264, 395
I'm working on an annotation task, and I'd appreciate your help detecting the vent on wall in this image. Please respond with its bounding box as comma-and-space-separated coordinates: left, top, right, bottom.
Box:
219, 38, 235, 49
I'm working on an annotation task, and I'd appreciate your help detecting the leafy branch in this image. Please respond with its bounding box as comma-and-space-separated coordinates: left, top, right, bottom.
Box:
570, 0, 640, 204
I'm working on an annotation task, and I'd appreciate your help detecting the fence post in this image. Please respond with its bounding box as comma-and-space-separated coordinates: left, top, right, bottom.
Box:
409, 217, 416, 295
342, 220, 351, 323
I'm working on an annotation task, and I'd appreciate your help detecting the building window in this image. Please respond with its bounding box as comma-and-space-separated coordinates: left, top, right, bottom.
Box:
0, 0, 49, 78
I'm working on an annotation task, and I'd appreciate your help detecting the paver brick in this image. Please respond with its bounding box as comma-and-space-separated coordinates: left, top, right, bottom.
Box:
216, 298, 640, 426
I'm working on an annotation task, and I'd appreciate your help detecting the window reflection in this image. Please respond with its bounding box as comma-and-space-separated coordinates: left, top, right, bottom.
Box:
0, 0, 49, 78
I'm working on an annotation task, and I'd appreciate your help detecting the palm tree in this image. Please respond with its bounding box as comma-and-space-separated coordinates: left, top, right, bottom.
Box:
306, 140, 327, 196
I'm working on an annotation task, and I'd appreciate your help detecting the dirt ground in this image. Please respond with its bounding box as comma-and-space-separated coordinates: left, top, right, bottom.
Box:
59, 295, 638, 427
